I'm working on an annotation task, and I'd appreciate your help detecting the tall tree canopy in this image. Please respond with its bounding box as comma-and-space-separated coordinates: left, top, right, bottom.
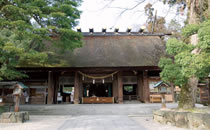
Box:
0, 0, 82, 80
159, 0, 210, 109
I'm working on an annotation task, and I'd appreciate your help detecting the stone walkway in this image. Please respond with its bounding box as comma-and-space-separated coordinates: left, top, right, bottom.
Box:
58, 115, 146, 130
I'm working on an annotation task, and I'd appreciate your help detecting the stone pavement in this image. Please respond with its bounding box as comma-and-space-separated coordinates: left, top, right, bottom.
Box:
0, 103, 200, 130
58, 115, 146, 130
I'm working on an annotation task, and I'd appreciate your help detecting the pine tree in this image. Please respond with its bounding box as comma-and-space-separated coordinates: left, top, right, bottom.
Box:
0, 0, 83, 80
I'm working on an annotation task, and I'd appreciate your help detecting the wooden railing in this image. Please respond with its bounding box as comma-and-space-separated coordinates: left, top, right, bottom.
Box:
150, 94, 173, 103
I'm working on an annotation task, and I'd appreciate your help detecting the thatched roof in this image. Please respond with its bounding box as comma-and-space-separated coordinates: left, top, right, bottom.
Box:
62, 35, 165, 67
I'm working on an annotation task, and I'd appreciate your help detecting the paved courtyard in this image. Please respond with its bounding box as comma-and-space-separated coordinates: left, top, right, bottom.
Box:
0, 103, 200, 130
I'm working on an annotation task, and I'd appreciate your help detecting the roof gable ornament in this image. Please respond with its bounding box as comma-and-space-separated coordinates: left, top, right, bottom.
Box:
75, 26, 171, 36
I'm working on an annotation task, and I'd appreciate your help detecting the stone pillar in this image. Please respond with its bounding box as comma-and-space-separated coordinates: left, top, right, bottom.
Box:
143, 70, 150, 103
47, 71, 54, 104
112, 75, 118, 103
137, 72, 143, 102
74, 71, 80, 104
117, 71, 123, 104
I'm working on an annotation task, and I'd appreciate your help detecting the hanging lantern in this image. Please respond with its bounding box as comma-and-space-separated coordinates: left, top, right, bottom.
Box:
93, 79, 95, 84
102, 79, 105, 84
82, 76, 85, 81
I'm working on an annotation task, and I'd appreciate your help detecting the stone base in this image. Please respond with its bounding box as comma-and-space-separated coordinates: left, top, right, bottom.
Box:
153, 109, 210, 130
0, 111, 29, 123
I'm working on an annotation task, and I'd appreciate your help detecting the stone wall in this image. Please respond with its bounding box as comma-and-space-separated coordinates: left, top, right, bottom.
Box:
0, 111, 29, 123
153, 109, 210, 130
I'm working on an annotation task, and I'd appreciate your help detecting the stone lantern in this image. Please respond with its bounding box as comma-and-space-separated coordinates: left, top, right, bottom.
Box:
13, 83, 24, 112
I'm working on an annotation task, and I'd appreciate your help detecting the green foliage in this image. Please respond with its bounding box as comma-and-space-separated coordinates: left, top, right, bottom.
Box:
197, 19, 210, 49
159, 58, 186, 86
0, 0, 83, 80
159, 18, 210, 86
182, 24, 200, 38
166, 38, 192, 55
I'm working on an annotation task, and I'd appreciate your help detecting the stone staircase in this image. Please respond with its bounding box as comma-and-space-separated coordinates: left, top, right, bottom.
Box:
18, 103, 180, 116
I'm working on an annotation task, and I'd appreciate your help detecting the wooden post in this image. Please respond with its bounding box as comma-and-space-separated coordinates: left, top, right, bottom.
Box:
143, 70, 150, 103
54, 73, 59, 104
137, 72, 143, 102
47, 71, 54, 104
112, 75, 118, 102
79, 76, 83, 100
117, 71, 123, 104
27, 86, 30, 104
74, 71, 80, 104
1, 86, 4, 103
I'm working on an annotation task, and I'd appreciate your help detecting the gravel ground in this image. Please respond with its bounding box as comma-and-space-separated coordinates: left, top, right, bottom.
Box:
0, 115, 188, 130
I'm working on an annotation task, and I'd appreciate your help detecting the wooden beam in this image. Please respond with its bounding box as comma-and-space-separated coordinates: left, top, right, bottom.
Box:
47, 71, 54, 104
143, 70, 150, 103
17, 66, 161, 72
74, 71, 80, 104
137, 72, 143, 102
117, 71, 123, 104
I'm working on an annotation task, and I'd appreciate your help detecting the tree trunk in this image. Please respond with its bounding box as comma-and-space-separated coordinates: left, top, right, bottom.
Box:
170, 82, 175, 103
208, 78, 210, 106
178, 77, 198, 109
178, 0, 200, 109
209, 0, 210, 12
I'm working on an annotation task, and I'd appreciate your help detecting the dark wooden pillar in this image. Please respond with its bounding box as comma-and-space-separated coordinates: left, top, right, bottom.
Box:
79, 77, 83, 99
74, 71, 80, 104
143, 70, 150, 103
54, 73, 59, 104
1, 86, 4, 102
28, 86, 30, 104
117, 71, 123, 104
137, 72, 143, 102
112, 75, 118, 102
47, 71, 54, 104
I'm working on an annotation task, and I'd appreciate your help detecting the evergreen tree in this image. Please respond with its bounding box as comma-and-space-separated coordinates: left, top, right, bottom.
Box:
159, 18, 210, 109
0, 0, 83, 80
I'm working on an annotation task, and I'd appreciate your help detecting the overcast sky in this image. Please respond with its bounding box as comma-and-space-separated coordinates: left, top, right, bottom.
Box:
77, 0, 186, 32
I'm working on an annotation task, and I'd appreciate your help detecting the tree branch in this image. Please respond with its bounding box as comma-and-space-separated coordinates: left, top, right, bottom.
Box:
118, 0, 146, 17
